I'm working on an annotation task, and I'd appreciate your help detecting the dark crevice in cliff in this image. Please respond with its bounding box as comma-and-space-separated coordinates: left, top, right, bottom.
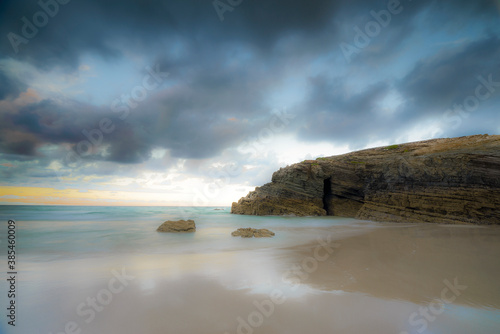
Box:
323, 177, 332, 214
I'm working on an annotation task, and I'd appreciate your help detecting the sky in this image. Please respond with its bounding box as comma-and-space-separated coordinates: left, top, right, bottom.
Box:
0, 0, 499, 206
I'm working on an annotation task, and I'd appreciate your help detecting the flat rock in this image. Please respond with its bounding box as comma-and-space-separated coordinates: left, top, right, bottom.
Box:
231, 228, 275, 238
157, 220, 196, 233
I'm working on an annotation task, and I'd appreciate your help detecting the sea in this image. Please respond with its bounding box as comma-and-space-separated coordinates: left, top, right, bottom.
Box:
0, 205, 499, 334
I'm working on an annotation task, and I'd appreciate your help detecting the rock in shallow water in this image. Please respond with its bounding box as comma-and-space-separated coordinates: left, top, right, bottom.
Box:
231, 228, 275, 238
157, 220, 196, 233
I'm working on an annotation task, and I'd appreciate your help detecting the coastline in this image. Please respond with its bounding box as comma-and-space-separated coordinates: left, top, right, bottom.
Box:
7, 217, 500, 334
231, 134, 500, 225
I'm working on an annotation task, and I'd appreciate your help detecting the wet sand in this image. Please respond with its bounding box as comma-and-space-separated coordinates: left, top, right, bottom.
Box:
11, 222, 500, 334
291, 223, 500, 308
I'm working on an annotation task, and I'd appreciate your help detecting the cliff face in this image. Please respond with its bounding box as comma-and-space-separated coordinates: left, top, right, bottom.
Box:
231, 135, 500, 224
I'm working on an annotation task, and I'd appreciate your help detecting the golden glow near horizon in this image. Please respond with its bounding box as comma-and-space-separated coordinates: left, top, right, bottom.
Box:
0, 183, 252, 206
0, 186, 187, 206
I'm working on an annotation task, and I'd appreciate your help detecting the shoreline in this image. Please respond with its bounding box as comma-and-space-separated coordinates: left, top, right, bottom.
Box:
5, 220, 500, 334
287, 222, 500, 308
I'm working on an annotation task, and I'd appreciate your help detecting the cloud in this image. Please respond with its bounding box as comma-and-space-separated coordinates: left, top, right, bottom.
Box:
0, 80, 276, 165
399, 36, 500, 112
0, 195, 26, 199
0, 68, 26, 99
2, 0, 496, 72
396, 35, 500, 137
295, 75, 393, 148
1, 0, 499, 201
0, 0, 339, 66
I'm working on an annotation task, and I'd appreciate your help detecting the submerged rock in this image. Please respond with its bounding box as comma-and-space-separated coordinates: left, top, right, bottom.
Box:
157, 220, 196, 233
231, 228, 275, 238
231, 134, 500, 225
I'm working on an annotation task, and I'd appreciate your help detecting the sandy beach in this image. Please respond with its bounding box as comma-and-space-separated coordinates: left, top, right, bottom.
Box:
9, 217, 499, 334
291, 223, 500, 308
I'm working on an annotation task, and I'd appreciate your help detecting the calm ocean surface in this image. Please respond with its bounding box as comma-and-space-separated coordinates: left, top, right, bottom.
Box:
0, 205, 499, 334
0, 205, 364, 259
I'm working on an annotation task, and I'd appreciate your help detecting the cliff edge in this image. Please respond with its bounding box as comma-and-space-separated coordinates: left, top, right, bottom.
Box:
231, 135, 500, 224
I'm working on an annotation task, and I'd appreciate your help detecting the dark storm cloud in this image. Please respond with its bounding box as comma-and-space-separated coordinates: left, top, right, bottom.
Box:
0, 139, 37, 156
296, 76, 394, 148
0, 98, 98, 157
111, 77, 274, 161
397, 35, 500, 138
0, 67, 26, 99
398, 36, 500, 111
1, 0, 497, 71
337, 0, 499, 65
109, 48, 282, 160
0, 0, 343, 163
1, 69, 261, 164
103, 123, 153, 163
0, 69, 275, 164
1, 0, 499, 169
0, 96, 162, 163
0, 0, 340, 70
297, 34, 500, 148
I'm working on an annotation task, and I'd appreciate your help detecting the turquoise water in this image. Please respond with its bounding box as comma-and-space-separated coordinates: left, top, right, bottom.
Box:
0, 206, 498, 334
0, 205, 367, 334
0, 205, 361, 259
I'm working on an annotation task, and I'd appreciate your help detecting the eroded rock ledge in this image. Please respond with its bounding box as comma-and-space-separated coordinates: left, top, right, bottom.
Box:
231, 135, 500, 225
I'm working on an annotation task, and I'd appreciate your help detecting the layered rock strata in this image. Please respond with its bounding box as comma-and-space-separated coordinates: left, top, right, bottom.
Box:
231, 135, 500, 225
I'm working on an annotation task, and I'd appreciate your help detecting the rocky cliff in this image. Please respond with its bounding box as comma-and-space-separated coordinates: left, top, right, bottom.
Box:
231, 135, 500, 224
